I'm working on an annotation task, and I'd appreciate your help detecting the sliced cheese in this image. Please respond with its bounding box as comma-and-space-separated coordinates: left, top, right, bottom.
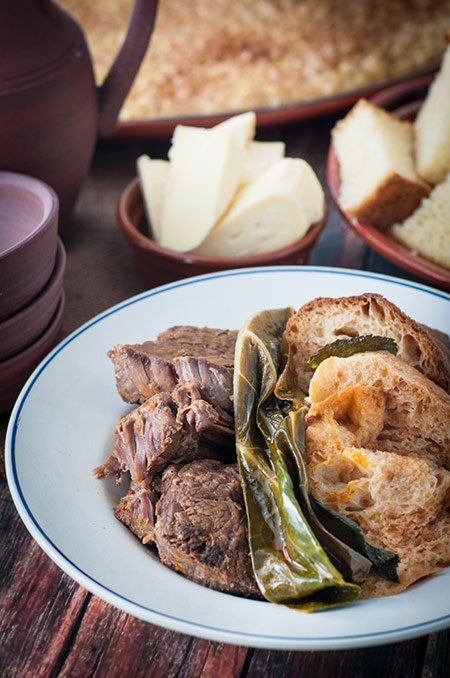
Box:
193, 158, 324, 257
136, 155, 170, 242
168, 111, 256, 160
160, 126, 245, 252
214, 111, 256, 147
241, 141, 285, 185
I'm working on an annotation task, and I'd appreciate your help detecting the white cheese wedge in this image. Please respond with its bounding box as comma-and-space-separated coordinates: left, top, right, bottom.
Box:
168, 111, 256, 160
241, 141, 285, 185
193, 158, 324, 257
214, 111, 256, 147
160, 126, 245, 252
136, 155, 170, 242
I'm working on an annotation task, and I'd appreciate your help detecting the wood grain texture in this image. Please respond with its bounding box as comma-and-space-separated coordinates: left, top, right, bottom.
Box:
0, 116, 448, 677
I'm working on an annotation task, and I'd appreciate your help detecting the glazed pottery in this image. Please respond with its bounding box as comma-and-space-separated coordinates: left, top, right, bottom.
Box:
0, 171, 59, 320
115, 64, 438, 140
0, 0, 158, 218
0, 293, 65, 413
117, 177, 327, 287
0, 239, 66, 361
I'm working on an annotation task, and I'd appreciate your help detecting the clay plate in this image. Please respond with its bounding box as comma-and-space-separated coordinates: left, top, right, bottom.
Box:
117, 177, 327, 287
0, 239, 66, 361
0, 294, 65, 414
326, 74, 450, 291
115, 64, 438, 140
0, 172, 59, 320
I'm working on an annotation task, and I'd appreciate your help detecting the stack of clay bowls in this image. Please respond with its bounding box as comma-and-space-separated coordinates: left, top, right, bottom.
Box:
0, 172, 66, 413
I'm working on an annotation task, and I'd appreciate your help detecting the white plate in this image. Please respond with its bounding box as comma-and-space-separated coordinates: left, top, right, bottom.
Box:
5, 267, 450, 650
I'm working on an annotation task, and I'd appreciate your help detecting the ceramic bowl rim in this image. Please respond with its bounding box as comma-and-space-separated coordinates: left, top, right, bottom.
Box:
0, 238, 66, 334
0, 171, 59, 261
117, 176, 327, 267
0, 292, 65, 370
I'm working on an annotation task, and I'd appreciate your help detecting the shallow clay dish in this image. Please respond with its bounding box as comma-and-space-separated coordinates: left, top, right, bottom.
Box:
0, 172, 59, 320
117, 177, 327, 287
0, 239, 66, 361
326, 74, 450, 291
115, 65, 438, 140
0, 294, 65, 414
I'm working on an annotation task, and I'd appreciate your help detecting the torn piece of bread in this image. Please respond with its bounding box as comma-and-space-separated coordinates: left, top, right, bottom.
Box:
414, 46, 450, 185
391, 173, 450, 271
332, 99, 430, 229
308, 353, 450, 469
281, 293, 450, 393
306, 442, 450, 596
305, 381, 450, 595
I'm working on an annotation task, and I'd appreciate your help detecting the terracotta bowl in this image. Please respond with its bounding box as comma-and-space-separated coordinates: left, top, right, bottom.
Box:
0, 293, 65, 414
0, 171, 59, 321
117, 177, 327, 287
0, 239, 66, 361
326, 74, 450, 291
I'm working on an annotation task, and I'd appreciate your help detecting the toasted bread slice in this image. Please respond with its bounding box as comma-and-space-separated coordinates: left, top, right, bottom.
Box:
332, 99, 430, 229
308, 353, 450, 469
282, 293, 450, 393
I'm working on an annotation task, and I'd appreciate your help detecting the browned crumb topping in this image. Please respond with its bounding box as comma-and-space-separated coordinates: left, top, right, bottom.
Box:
60, 0, 450, 119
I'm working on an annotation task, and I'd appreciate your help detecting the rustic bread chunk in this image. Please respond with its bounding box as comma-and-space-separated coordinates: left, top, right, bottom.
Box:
308, 353, 450, 469
414, 45, 450, 184
332, 99, 430, 229
391, 173, 450, 271
282, 293, 450, 393
305, 380, 450, 595
306, 444, 450, 595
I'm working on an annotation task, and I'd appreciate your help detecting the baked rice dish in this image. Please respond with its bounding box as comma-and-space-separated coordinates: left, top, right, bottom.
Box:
59, 0, 450, 120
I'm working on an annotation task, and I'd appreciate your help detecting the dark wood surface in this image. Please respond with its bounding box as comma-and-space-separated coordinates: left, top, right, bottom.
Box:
0, 115, 448, 677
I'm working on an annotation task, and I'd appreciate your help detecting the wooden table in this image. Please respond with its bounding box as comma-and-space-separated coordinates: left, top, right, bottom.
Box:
0, 115, 448, 677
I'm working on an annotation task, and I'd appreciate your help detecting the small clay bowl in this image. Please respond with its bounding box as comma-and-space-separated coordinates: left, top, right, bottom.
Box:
0, 239, 66, 361
326, 73, 450, 291
117, 177, 327, 287
0, 171, 58, 321
0, 293, 65, 414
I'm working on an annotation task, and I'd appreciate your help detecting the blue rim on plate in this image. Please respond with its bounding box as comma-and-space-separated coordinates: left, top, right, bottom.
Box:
5, 267, 450, 649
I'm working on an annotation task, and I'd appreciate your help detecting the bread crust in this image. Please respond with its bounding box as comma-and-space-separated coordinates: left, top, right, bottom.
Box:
282, 293, 450, 394
346, 172, 430, 230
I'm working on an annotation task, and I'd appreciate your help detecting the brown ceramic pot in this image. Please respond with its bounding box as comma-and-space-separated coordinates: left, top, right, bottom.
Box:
117, 177, 327, 288
0, 292, 65, 414
0, 171, 59, 321
0, 239, 66, 361
0, 0, 158, 220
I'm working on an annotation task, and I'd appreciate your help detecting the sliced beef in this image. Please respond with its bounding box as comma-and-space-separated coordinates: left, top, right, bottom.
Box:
154, 460, 259, 597
108, 326, 237, 413
115, 481, 157, 545
94, 390, 219, 483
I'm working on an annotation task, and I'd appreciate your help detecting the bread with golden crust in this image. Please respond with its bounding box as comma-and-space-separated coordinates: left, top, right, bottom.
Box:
305, 378, 450, 596
332, 99, 430, 229
308, 352, 450, 469
282, 293, 450, 394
